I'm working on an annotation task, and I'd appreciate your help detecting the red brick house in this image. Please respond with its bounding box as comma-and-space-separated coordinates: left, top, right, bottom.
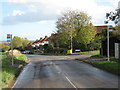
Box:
28, 36, 49, 47
95, 25, 107, 33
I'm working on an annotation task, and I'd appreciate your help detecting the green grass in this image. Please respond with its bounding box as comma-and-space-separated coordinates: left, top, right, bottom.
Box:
91, 53, 100, 57
15, 54, 28, 61
84, 61, 120, 76
0, 52, 28, 88
72, 50, 100, 55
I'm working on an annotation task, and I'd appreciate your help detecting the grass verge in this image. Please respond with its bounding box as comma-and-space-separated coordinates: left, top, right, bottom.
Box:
72, 50, 100, 55
41, 53, 67, 56
83, 60, 120, 76
0, 52, 28, 89
91, 53, 100, 57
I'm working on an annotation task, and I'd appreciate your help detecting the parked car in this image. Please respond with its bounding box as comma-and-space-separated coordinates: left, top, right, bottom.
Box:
22, 50, 33, 54
75, 49, 81, 52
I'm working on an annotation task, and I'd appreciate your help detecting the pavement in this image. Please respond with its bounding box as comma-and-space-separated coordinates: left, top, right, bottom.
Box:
12, 53, 119, 89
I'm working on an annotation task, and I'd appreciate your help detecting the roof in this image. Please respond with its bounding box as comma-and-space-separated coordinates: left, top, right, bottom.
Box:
95, 25, 107, 33
51, 33, 57, 38
28, 36, 49, 46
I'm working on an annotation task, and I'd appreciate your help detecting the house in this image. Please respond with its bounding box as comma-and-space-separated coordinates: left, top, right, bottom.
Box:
28, 36, 49, 48
95, 25, 107, 33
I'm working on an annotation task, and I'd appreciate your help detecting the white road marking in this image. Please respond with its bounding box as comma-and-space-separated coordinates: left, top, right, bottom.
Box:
52, 61, 78, 89
65, 76, 77, 89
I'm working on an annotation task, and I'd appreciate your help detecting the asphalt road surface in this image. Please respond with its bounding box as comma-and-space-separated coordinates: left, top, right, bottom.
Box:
13, 53, 119, 89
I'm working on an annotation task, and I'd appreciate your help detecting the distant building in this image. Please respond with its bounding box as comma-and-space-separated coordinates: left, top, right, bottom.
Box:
28, 36, 49, 47
95, 25, 107, 33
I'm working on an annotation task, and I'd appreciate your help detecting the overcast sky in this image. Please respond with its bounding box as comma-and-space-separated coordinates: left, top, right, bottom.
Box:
0, 0, 119, 41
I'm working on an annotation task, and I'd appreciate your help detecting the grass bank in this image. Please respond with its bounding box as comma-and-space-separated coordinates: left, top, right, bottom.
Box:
83, 60, 120, 76
0, 52, 28, 89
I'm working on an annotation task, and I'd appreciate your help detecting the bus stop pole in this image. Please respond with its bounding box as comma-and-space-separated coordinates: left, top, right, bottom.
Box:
107, 26, 110, 61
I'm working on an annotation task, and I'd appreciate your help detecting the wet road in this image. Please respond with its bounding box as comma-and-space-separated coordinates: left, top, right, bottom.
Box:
13, 53, 119, 88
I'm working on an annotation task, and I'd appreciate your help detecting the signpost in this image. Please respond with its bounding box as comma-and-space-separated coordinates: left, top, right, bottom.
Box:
107, 25, 112, 61
7, 34, 14, 66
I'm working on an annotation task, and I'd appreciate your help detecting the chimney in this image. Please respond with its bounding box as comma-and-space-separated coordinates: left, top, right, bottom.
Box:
40, 37, 42, 40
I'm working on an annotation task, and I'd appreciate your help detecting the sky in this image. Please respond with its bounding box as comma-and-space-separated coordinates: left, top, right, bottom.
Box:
0, 0, 120, 41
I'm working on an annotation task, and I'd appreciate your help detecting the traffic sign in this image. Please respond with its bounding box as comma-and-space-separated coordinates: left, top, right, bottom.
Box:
7, 40, 11, 42
108, 25, 113, 31
7, 34, 11, 38
7, 34, 12, 42
5, 43, 11, 46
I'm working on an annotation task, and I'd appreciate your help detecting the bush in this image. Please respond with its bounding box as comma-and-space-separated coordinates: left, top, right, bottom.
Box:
52, 48, 67, 54
0, 43, 10, 52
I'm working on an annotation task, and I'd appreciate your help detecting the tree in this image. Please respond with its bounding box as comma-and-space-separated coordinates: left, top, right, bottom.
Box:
54, 10, 96, 50
111, 26, 120, 40
105, 2, 120, 25
75, 24, 96, 45
22, 38, 30, 49
0, 43, 10, 52
12, 36, 23, 49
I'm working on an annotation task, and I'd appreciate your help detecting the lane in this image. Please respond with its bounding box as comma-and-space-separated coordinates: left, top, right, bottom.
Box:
13, 54, 119, 88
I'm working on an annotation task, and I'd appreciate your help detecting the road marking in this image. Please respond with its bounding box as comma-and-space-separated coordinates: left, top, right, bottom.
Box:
52, 61, 78, 89
65, 76, 77, 89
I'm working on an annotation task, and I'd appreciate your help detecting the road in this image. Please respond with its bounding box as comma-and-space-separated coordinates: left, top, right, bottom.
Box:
13, 53, 119, 89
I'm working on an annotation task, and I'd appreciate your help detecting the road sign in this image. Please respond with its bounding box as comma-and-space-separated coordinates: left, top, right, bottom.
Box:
108, 25, 113, 31
7, 34, 11, 38
5, 43, 11, 46
7, 34, 12, 42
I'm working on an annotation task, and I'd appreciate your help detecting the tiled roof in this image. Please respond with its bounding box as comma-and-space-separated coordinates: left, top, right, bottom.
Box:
95, 25, 107, 33
29, 36, 49, 45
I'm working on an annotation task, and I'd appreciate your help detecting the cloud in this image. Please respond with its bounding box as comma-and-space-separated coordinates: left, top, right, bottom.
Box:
12, 10, 25, 16
37, 21, 47, 24
2, 8, 57, 25
2, 0, 119, 25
